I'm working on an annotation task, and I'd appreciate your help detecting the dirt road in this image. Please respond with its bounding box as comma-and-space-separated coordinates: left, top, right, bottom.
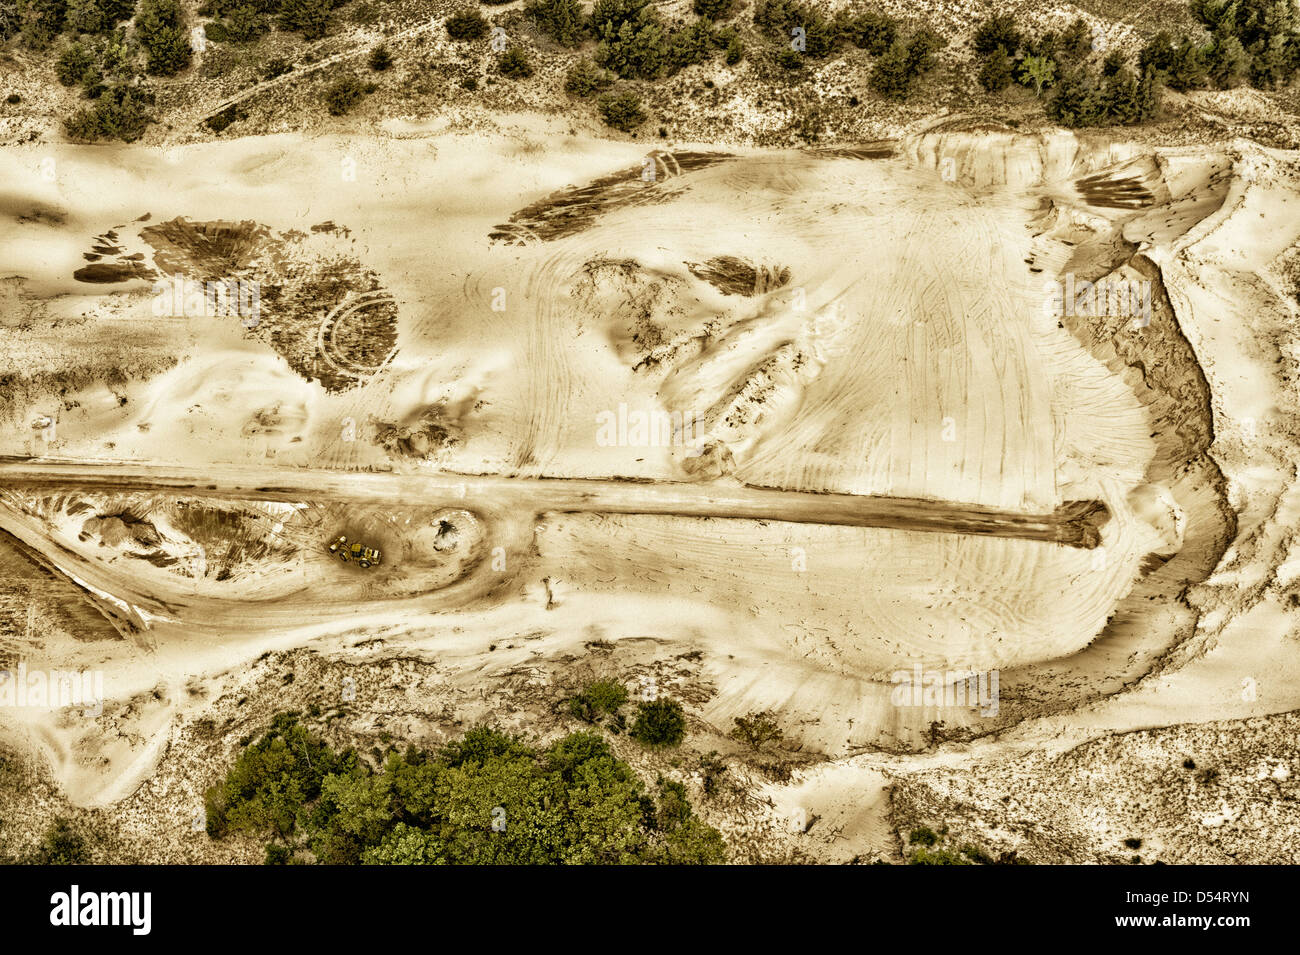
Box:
0, 459, 1108, 548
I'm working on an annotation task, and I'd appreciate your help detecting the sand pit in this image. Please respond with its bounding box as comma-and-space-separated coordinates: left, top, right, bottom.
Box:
0, 124, 1297, 866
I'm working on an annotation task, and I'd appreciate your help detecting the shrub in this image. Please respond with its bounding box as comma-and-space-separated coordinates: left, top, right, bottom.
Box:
64, 82, 150, 139
525, 0, 582, 47
445, 8, 486, 40
666, 17, 714, 72
205, 101, 244, 131
1059, 16, 1092, 62
971, 12, 1022, 56
596, 87, 644, 130
693, 0, 731, 19
774, 47, 801, 70
835, 8, 895, 55
34, 818, 87, 864
723, 31, 742, 64
65, 0, 107, 33
564, 58, 613, 96
278, 0, 330, 39
17, 0, 66, 49
595, 6, 669, 79
135, 0, 191, 76
868, 33, 935, 100
729, 711, 783, 751
568, 678, 628, 719
201, 17, 227, 40
978, 43, 1015, 92
630, 698, 687, 746
1101, 49, 1126, 76
55, 41, 98, 85
496, 44, 533, 78
590, 0, 646, 35
323, 74, 366, 114
263, 55, 291, 79
908, 825, 939, 846
367, 43, 391, 71
910, 845, 972, 864
223, 3, 268, 43
5, 93, 20, 103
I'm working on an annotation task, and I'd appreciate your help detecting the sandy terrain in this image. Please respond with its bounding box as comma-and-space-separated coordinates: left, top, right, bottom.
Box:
0, 112, 1298, 863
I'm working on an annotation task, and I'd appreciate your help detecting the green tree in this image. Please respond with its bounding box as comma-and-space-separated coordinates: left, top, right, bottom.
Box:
525, 0, 582, 47
64, 82, 150, 139
1046, 67, 1105, 125
1206, 32, 1250, 86
56, 40, 98, 85
978, 43, 1015, 91
595, 7, 668, 79
835, 8, 896, 55
277, 0, 330, 39
1020, 53, 1056, 95
564, 58, 613, 97
223, 4, 269, 43
64, 0, 106, 34
323, 74, 366, 114
17, 0, 67, 49
135, 0, 191, 76
693, 0, 732, 19
971, 12, 1022, 56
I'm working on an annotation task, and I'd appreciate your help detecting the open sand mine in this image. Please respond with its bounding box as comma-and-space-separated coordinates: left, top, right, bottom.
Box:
0, 117, 1298, 863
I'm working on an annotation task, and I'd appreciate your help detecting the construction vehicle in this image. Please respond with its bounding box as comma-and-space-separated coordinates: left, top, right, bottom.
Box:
327, 534, 382, 569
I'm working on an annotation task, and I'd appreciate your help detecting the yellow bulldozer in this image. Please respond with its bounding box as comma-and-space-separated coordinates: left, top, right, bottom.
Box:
327, 534, 382, 569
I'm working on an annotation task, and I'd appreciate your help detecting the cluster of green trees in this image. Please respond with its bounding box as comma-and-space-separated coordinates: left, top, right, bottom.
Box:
1141, 0, 1300, 90
200, 0, 339, 45
2, 0, 129, 49
528, 0, 741, 79
205, 713, 725, 864
971, 13, 1161, 127
752, 1, 939, 99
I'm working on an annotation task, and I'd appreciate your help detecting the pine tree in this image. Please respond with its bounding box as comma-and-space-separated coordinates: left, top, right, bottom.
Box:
978, 43, 1015, 92
135, 0, 190, 76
